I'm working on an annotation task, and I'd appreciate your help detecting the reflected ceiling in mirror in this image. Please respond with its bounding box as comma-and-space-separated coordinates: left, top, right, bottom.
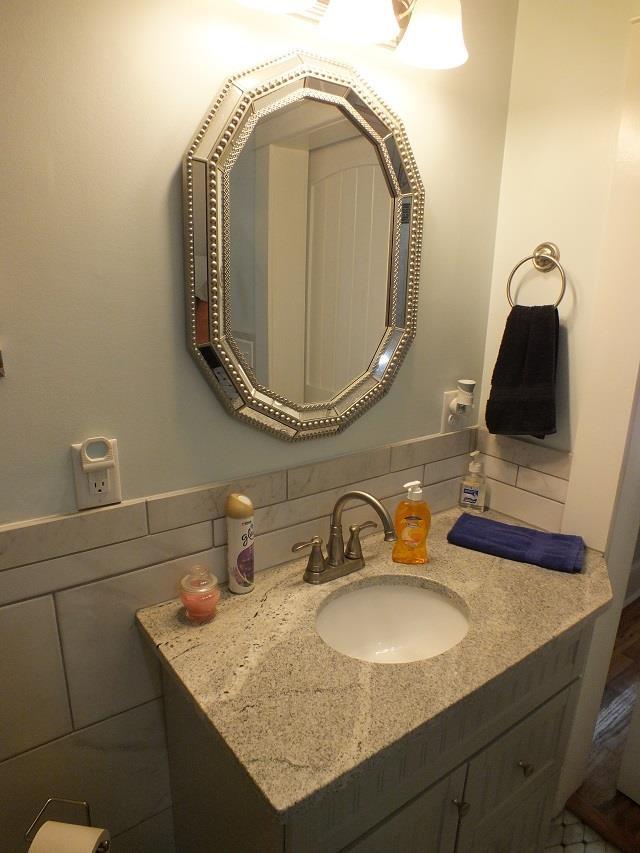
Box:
184, 53, 424, 440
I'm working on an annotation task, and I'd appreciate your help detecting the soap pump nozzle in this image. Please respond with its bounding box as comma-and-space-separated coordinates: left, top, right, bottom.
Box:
468, 450, 483, 475
404, 480, 423, 500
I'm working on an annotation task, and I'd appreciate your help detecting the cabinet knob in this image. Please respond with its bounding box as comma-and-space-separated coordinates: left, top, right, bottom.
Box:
517, 760, 535, 777
452, 798, 471, 817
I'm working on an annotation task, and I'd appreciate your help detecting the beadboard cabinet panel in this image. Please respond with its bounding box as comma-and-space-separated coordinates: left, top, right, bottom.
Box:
341, 767, 466, 853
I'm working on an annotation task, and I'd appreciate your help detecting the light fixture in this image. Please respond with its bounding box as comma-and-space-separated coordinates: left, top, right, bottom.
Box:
320, 0, 400, 45
396, 0, 468, 69
235, 0, 314, 14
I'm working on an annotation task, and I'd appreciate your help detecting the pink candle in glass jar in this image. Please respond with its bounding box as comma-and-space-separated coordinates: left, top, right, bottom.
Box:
180, 565, 220, 624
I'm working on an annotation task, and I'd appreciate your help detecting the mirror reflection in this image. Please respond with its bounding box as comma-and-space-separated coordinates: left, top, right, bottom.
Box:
228, 100, 394, 403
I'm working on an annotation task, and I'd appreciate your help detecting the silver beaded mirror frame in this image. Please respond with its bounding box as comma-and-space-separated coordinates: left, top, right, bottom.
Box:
183, 52, 424, 440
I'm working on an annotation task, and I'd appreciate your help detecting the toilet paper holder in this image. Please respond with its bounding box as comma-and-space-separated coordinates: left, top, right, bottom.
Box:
25, 798, 110, 851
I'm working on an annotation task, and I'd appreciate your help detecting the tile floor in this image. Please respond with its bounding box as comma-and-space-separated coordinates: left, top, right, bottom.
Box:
545, 810, 621, 852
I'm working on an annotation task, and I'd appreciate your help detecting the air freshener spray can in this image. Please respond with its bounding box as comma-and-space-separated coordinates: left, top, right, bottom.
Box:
225, 493, 255, 594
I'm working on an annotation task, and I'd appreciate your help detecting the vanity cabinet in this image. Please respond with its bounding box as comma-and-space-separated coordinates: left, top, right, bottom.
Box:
339, 685, 571, 853
162, 626, 587, 853
137, 510, 610, 853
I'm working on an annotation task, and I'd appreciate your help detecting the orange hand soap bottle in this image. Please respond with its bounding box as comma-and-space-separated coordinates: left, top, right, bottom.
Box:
392, 481, 431, 565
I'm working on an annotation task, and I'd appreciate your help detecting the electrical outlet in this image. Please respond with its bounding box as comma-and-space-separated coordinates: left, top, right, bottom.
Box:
71, 437, 122, 510
89, 472, 110, 496
441, 390, 475, 434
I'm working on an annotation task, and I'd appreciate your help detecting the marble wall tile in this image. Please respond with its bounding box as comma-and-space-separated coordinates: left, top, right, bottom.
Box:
480, 454, 518, 486
111, 808, 175, 853
390, 430, 472, 472
0, 523, 213, 607
423, 478, 464, 514
287, 446, 391, 499
213, 467, 424, 546
423, 454, 468, 486
0, 700, 171, 853
487, 479, 564, 532
254, 518, 331, 573
146, 471, 286, 534
56, 548, 225, 728
0, 596, 72, 761
0, 500, 148, 572
477, 429, 571, 479
516, 467, 569, 503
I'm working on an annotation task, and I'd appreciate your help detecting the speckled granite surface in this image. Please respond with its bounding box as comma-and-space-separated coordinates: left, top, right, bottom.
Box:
137, 508, 611, 817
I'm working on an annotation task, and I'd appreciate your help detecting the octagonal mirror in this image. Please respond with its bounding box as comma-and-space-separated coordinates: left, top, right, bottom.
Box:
184, 53, 424, 440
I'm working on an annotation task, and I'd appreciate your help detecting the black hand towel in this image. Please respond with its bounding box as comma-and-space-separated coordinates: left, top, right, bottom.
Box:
485, 305, 559, 438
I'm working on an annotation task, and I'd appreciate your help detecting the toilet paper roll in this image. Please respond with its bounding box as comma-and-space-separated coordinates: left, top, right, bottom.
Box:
28, 820, 110, 853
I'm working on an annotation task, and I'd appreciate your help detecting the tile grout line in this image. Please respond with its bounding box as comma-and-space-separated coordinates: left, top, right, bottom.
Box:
510, 478, 567, 506
51, 593, 76, 731
0, 543, 220, 608
0, 530, 151, 575
487, 477, 565, 506
478, 449, 571, 481
0, 696, 164, 767
0, 521, 216, 576
110, 806, 174, 843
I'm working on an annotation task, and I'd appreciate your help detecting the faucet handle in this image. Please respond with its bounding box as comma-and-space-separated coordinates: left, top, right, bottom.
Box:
345, 521, 377, 560
292, 536, 326, 583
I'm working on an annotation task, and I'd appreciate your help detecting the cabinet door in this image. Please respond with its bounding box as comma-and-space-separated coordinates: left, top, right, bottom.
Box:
455, 770, 556, 853
341, 765, 466, 853
456, 687, 570, 852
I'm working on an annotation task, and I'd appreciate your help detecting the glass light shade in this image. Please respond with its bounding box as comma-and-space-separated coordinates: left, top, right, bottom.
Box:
320, 0, 399, 45
235, 0, 313, 13
396, 0, 468, 69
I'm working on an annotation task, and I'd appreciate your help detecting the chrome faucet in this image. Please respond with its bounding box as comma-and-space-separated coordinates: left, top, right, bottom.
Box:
292, 490, 397, 585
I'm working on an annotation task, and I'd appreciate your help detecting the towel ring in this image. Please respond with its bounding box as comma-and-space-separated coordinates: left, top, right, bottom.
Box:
506, 242, 566, 308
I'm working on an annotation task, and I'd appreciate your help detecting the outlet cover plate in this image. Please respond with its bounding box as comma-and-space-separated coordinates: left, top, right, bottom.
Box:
71, 438, 122, 510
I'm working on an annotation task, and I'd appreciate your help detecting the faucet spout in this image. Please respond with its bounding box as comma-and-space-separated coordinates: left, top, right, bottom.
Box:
327, 490, 396, 567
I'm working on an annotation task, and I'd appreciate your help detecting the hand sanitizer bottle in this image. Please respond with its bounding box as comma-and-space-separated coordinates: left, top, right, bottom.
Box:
459, 451, 486, 512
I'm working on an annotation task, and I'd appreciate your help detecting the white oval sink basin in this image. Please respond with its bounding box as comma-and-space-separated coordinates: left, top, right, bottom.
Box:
315, 577, 469, 664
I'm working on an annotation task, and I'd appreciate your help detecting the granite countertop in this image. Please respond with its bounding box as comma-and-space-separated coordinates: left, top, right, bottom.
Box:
137, 508, 611, 817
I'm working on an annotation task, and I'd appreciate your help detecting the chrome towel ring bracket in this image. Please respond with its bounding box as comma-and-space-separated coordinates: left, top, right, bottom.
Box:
506, 241, 567, 308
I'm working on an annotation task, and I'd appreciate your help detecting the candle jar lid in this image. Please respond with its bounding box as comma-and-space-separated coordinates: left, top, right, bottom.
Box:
180, 564, 218, 596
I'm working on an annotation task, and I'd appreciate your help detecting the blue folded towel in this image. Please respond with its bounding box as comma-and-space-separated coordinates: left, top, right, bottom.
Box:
447, 513, 585, 573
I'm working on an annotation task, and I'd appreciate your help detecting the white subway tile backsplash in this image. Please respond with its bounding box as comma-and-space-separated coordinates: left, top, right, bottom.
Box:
287, 446, 391, 499
147, 471, 286, 534
0, 700, 171, 853
0, 500, 148, 572
390, 430, 472, 472
477, 430, 571, 479
423, 477, 464, 514
423, 454, 468, 485
214, 467, 423, 546
55, 548, 225, 728
0, 596, 72, 761
254, 518, 331, 573
487, 479, 564, 532
480, 454, 518, 486
516, 467, 569, 503
0, 523, 213, 607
